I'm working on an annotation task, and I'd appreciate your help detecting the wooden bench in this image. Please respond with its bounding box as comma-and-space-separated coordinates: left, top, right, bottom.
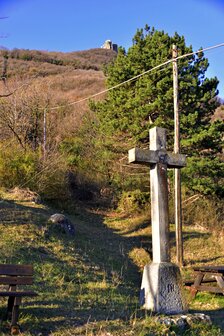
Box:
188, 265, 224, 298
0, 264, 37, 333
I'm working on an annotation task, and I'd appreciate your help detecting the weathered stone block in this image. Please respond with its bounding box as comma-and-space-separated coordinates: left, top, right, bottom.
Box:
140, 262, 187, 314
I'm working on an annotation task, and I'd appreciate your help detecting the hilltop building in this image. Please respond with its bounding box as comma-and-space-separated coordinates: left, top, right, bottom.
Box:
101, 40, 118, 52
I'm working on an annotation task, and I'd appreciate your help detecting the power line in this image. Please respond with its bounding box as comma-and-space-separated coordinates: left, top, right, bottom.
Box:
46, 42, 224, 111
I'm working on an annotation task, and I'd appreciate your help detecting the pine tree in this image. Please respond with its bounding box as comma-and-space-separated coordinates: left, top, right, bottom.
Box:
91, 26, 224, 197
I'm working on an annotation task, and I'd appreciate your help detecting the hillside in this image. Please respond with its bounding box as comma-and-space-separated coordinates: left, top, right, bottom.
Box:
0, 46, 223, 335
0, 47, 223, 124
3, 48, 117, 74
0, 48, 116, 157
0, 47, 116, 104
0, 188, 223, 335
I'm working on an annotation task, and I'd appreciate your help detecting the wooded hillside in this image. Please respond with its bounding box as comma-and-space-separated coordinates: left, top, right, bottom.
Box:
0, 48, 117, 203
0, 33, 223, 213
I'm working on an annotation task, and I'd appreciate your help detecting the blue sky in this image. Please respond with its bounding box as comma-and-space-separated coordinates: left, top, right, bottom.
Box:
0, 0, 224, 97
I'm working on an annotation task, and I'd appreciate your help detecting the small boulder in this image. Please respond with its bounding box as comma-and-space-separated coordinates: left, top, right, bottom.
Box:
48, 213, 75, 236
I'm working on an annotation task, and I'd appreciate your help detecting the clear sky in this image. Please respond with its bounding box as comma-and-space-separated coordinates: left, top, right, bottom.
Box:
0, 0, 224, 97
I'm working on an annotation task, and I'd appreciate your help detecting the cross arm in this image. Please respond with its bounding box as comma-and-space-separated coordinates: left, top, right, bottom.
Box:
128, 148, 186, 168
167, 152, 186, 168
128, 148, 158, 165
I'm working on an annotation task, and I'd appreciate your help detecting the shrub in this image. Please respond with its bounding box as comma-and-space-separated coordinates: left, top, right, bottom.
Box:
0, 142, 71, 205
0, 143, 38, 188
118, 189, 150, 213
182, 195, 224, 233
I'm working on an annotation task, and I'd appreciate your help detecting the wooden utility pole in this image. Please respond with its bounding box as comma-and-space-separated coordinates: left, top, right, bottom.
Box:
43, 108, 47, 160
172, 45, 183, 267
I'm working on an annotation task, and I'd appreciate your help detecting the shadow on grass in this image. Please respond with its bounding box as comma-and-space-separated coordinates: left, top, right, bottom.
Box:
0, 199, 50, 226
0, 200, 143, 334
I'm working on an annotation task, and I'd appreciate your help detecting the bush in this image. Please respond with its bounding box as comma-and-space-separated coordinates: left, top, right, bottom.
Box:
0, 143, 71, 205
0, 144, 38, 188
118, 189, 150, 213
182, 195, 224, 233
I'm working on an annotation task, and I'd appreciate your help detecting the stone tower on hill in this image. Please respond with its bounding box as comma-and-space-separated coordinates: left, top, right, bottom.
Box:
101, 40, 118, 52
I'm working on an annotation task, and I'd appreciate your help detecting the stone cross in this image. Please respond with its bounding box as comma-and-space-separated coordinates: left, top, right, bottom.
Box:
128, 126, 187, 314
129, 126, 186, 263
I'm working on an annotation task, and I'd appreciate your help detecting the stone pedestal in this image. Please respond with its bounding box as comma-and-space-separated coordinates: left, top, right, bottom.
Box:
140, 262, 187, 314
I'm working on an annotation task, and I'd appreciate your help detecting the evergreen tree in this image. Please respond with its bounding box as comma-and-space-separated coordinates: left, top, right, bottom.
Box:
91, 26, 224, 197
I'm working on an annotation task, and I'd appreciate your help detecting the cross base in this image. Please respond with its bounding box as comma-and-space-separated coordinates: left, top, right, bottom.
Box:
140, 262, 188, 314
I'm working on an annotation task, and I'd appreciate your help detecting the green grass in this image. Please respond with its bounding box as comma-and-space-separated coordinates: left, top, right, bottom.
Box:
0, 190, 223, 335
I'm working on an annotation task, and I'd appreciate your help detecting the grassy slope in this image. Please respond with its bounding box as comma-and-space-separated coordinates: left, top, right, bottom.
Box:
0, 189, 223, 336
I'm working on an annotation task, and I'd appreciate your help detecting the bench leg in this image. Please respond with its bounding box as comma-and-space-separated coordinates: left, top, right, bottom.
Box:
6, 296, 15, 320
215, 275, 224, 294
191, 272, 204, 298
11, 297, 21, 328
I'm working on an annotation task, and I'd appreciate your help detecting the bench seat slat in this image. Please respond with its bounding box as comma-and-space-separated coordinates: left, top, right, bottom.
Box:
193, 266, 224, 273
0, 291, 37, 297
184, 278, 217, 286
0, 264, 33, 276
0, 276, 33, 285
